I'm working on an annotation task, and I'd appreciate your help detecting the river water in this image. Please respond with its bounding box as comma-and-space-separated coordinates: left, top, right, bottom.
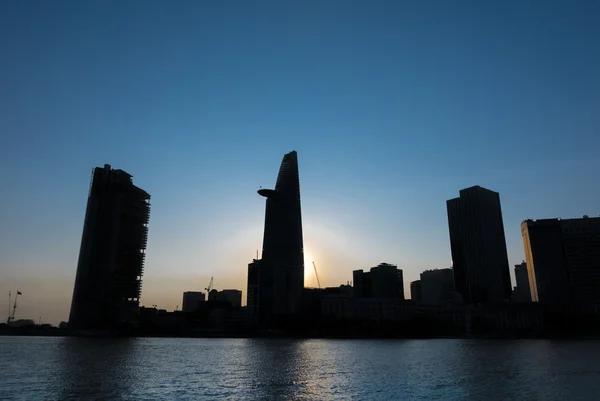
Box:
1, 336, 599, 400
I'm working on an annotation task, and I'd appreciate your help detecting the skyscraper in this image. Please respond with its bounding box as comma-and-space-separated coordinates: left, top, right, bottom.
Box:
446, 185, 511, 304
521, 219, 570, 305
69, 164, 150, 331
522, 216, 600, 307
255, 151, 304, 326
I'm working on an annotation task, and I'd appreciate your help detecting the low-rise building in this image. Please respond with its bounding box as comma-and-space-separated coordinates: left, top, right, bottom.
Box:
420, 268, 455, 305
353, 263, 404, 299
208, 289, 242, 308
182, 291, 206, 312
410, 280, 422, 302
512, 262, 531, 303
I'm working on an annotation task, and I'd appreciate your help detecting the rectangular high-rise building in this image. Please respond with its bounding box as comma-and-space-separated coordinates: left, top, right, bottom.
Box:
69, 164, 150, 331
522, 216, 600, 307
513, 261, 531, 303
446, 185, 511, 304
254, 151, 304, 327
521, 219, 568, 305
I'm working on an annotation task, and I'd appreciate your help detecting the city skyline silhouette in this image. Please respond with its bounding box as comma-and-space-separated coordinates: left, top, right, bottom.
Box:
2, 1, 600, 325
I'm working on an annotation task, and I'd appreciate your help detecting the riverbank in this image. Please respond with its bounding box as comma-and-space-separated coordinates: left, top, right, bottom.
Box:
2, 326, 600, 341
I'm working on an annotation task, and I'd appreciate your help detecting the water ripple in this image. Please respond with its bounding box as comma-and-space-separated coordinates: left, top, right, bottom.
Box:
1, 337, 600, 400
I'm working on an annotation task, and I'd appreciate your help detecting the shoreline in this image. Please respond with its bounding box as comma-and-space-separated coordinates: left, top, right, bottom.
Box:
2, 330, 600, 341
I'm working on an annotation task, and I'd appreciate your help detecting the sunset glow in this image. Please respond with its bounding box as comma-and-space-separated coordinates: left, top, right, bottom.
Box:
304, 248, 317, 287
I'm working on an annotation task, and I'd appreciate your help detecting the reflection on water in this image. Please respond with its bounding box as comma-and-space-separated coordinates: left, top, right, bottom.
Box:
1, 337, 600, 400
56, 338, 138, 399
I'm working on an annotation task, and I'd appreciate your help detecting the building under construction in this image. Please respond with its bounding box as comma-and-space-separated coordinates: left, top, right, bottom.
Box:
69, 164, 150, 331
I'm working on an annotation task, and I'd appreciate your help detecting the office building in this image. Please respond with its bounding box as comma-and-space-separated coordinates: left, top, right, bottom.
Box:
512, 262, 531, 303
69, 164, 150, 330
354, 263, 404, 299
182, 291, 206, 312
420, 268, 455, 305
522, 216, 600, 307
521, 219, 570, 305
254, 151, 305, 326
447, 185, 511, 304
562, 217, 600, 307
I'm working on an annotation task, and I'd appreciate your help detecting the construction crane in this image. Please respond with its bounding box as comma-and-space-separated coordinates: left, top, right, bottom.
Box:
6, 290, 21, 324
205, 277, 214, 294
312, 261, 322, 289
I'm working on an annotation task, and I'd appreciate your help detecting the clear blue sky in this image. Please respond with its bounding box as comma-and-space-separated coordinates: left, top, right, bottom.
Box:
1, 1, 599, 324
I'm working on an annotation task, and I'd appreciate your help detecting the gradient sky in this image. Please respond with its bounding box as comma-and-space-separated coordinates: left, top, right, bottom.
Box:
1, 1, 599, 325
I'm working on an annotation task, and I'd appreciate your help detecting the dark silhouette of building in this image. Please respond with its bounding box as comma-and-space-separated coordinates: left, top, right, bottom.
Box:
319, 285, 354, 319
247, 259, 260, 318
512, 262, 531, 303
255, 151, 304, 327
182, 291, 206, 312
208, 289, 242, 308
521, 219, 569, 306
410, 280, 422, 302
447, 186, 511, 304
353, 269, 373, 298
420, 268, 455, 305
353, 263, 404, 299
522, 216, 600, 307
69, 164, 150, 330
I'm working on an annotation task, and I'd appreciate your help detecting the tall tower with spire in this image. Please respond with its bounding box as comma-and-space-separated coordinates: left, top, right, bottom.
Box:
255, 151, 304, 327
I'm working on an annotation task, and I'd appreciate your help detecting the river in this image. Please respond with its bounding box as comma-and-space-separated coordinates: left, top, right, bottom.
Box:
1, 336, 599, 400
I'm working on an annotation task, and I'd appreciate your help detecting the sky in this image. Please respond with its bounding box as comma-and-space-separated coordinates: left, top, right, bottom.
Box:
1, 1, 599, 325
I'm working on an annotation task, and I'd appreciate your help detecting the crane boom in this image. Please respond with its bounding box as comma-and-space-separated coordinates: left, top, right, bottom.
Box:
205, 277, 214, 293
6, 291, 10, 325
312, 261, 322, 289
6, 290, 19, 324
